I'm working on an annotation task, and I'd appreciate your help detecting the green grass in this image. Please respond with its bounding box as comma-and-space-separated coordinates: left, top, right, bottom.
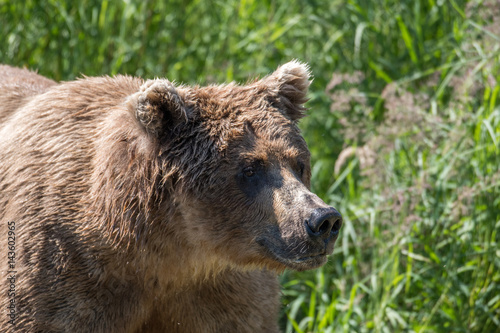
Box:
1, 0, 499, 332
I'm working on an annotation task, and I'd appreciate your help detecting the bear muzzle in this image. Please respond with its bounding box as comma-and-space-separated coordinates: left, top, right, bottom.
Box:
253, 175, 344, 271
287, 206, 342, 270
256, 204, 342, 271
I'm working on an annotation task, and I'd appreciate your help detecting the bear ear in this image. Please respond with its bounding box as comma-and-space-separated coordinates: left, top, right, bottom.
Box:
259, 60, 312, 122
134, 79, 190, 137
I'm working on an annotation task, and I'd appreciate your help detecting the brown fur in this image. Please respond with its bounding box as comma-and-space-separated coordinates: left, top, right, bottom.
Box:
0, 62, 341, 332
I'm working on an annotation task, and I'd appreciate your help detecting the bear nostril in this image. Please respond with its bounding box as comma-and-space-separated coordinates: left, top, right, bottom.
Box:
331, 218, 342, 235
318, 219, 331, 235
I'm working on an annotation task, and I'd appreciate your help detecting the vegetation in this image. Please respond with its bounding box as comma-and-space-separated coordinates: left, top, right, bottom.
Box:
1, 0, 499, 332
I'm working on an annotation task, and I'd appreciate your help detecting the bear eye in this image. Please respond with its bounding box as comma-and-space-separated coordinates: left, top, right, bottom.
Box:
243, 166, 256, 177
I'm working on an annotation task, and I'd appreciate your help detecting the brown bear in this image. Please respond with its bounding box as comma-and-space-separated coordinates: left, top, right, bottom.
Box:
0, 61, 342, 332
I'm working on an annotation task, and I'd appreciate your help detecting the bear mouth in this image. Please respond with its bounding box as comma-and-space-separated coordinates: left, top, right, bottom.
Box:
276, 252, 329, 271
256, 238, 330, 271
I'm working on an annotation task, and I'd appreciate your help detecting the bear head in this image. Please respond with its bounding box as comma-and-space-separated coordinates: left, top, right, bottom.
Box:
131, 61, 342, 272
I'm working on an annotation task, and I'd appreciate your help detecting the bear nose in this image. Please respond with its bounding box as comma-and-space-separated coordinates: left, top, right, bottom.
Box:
305, 207, 343, 240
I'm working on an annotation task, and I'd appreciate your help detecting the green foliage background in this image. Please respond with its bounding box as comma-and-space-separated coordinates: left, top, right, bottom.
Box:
1, 0, 499, 332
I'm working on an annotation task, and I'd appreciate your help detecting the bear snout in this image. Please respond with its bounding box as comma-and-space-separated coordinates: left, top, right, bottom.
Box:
304, 207, 343, 241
